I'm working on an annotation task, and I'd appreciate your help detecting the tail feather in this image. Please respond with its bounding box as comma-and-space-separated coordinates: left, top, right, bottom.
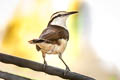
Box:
28, 39, 44, 44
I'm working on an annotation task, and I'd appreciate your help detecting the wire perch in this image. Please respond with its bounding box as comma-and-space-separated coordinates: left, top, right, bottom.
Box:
0, 53, 95, 80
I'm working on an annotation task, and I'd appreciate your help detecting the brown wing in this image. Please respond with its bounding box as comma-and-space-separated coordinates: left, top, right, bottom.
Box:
39, 25, 69, 43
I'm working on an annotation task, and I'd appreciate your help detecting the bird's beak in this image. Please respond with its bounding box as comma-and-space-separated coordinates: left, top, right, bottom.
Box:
67, 11, 78, 15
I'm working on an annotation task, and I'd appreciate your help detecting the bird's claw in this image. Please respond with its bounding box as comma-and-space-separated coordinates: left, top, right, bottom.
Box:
66, 67, 70, 71
42, 63, 47, 71
63, 67, 70, 76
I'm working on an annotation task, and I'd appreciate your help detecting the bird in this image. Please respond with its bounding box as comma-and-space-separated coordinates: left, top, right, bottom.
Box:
28, 11, 78, 72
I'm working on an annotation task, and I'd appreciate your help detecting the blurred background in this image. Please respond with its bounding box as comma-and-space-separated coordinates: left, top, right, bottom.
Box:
0, 0, 120, 80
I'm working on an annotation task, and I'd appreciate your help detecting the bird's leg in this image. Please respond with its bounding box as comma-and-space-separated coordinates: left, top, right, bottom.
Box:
59, 53, 70, 76
42, 53, 47, 71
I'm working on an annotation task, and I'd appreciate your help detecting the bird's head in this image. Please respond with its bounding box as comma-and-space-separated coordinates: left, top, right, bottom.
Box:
48, 11, 78, 28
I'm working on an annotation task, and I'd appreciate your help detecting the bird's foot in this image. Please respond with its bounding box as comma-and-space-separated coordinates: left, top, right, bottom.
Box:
42, 63, 47, 71
63, 67, 70, 76
66, 67, 70, 71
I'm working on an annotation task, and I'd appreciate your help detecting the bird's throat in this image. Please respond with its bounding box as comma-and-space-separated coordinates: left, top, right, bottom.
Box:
50, 16, 68, 28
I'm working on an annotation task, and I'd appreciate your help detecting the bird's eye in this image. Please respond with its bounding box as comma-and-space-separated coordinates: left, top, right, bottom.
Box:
58, 14, 61, 16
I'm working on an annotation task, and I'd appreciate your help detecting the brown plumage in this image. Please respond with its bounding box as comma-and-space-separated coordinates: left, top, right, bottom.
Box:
28, 11, 78, 72
39, 25, 69, 43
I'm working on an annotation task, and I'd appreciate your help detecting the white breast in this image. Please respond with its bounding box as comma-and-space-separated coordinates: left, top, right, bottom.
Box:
37, 39, 67, 54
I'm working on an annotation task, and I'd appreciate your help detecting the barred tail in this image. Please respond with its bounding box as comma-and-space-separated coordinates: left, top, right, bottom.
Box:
28, 39, 44, 44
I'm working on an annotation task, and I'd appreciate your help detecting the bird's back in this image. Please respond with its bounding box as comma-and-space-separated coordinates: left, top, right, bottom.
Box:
39, 25, 69, 44
36, 25, 69, 54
